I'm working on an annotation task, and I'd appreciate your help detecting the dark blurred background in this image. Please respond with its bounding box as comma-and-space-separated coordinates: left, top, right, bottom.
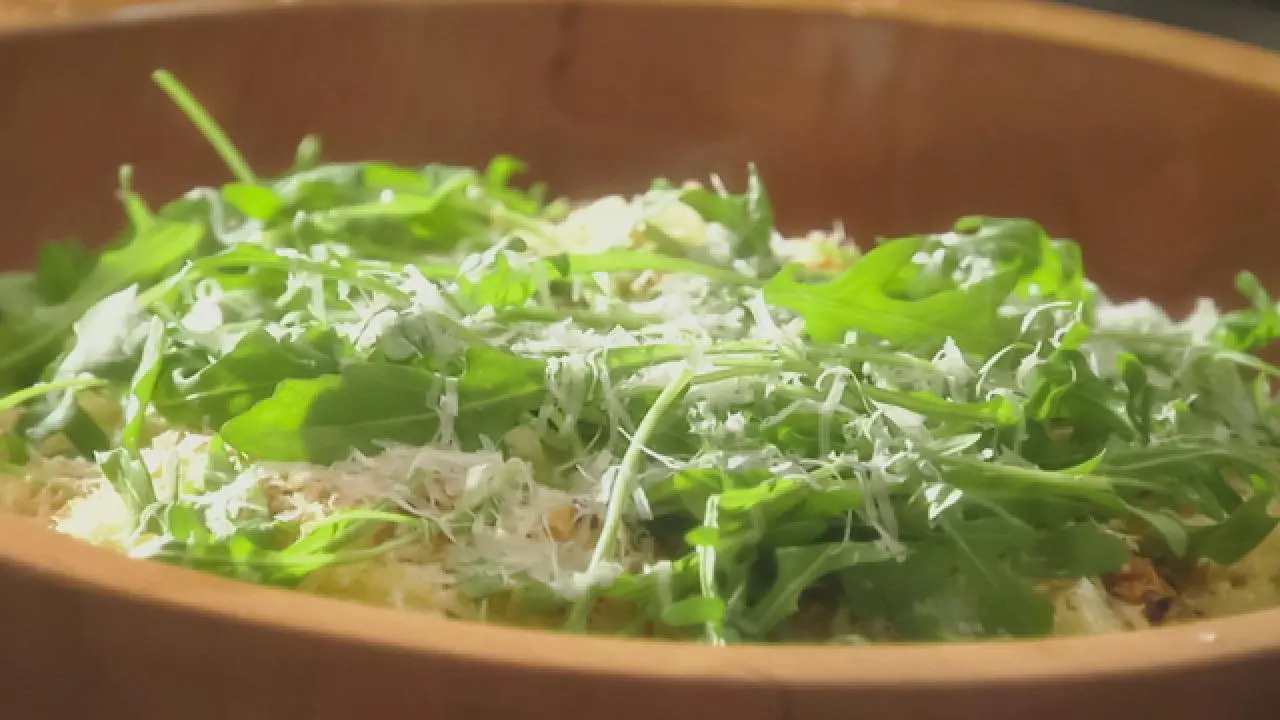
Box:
1061, 0, 1280, 50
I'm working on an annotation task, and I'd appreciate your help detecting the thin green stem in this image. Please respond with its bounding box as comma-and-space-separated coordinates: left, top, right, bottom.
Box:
568, 367, 694, 629
414, 251, 764, 288
0, 377, 108, 414
564, 251, 763, 288
698, 494, 725, 645
153, 69, 257, 185
497, 306, 660, 330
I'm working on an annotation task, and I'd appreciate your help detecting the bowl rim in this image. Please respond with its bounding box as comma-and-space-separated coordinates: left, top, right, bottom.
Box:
3, 0, 1280, 688
4, 0, 1280, 95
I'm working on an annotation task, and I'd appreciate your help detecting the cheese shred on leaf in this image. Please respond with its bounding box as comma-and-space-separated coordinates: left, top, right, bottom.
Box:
2, 71, 1280, 642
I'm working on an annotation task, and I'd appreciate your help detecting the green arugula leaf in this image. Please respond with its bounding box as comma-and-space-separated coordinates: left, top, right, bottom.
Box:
661, 595, 727, 628
1119, 352, 1155, 445
841, 542, 963, 640
154, 329, 341, 430
222, 347, 544, 463
99, 318, 167, 524
674, 165, 775, 269
1020, 523, 1131, 578
34, 240, 96, 304
1217, 271, 1280, 352
221, 183, 283, 221
0, 220, 203, 388
1026, 348, 1134, 441
745, 542, 893, 634
1127, 505, 1189, 557
220, 364, 437, 463
1189, 478, 1278, 565
945, 519, 1055, 637
764, 236, 1020, 353
457, 250, 540, 310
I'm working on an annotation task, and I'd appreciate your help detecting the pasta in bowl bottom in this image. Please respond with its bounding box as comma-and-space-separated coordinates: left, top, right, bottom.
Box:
1, 1, 1280, 718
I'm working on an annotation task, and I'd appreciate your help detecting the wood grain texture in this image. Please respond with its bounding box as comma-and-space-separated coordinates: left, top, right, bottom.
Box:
0, 1, 1279, 717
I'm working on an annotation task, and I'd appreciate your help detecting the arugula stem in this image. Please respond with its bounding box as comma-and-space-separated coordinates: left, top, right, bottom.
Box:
0, 376, 107, 414
567, 367, 694, 629
698, 494, 725, 645
564, 251, 764, 288
497, 306, 660, 330
195, 251, 412, 304
414, 252, 763, 288
152, 70, 257, 185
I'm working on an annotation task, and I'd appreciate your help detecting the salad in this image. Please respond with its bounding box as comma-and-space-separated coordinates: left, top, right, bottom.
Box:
1, 70, 1279, 644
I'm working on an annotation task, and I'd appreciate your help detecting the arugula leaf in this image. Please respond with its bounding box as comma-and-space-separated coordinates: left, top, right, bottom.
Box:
117, 165, 155, 232
662, 595, 727, 628
26, 286, 148, 443
154, 329, 340, 430
1189, 478, 1278, 565
745, 542, 892, 634
144, 512, 425, 588
457, 251, 540, 310
1020, 523, 1131, 578
221, 183, 283, 221
841, 542, 962, 640
764, 236, 1020, 353
675, 165, 775, 269
220, 364, 436, 463
945, 520, 1055, 637
938, 457, 1122, 508
866, 386, 1018, 427
34, 240, 96, 304
1119, 352, 1154, 445
0, 220, 203, 388
1217, 271, 1280, 352
222, 347, 544, 463
99, 319, 167, 523
1127, 505, 1189, 557
451, 347, 546, 443
482, 154, 544, 217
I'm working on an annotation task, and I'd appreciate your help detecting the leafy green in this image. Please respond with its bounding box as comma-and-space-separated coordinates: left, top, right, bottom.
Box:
457, 250, 540, 310
1021, 523, 1131, 578
100, 319, 167, 524
0, 220, 202, 389
145, 512, 427, 587
954, 540, 1054, 637
221, 347, 544, 463
1189, 478, 1278, 565
764, 236, 1020, 352
1218, 271, 1280, 352
745, 542, 892, 634
34, 240, 96, 304
673, 164, 775, 269
154, 329, 340, 430
222, 183, 283, 221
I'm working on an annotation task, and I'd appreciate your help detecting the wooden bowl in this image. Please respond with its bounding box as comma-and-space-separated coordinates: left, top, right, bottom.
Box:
2, 1, 1280, 717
